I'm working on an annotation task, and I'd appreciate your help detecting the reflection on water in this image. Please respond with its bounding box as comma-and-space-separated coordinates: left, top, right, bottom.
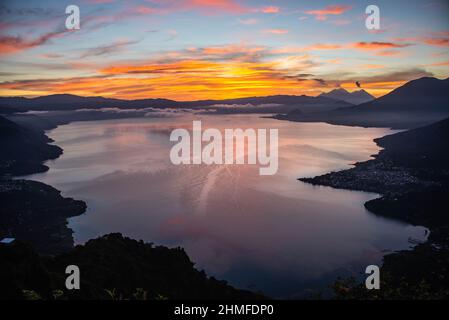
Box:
27, 114, 427, 298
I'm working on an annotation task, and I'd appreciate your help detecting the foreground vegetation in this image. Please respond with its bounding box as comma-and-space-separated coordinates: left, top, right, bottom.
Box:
0, 233, 265, 300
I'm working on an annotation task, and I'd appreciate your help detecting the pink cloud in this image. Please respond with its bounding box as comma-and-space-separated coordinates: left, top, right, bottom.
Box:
264, 29, 289, 35
183, 0, 249, 13
261, 6, 280, 13
428, 60, 449, 67
145, 0, 250, 14
352, 42, 412, 50
393, 32, 449, 47
422, 37, 449, 47
134, 6, 160, 14
304, 5, 352, 20
375, 50, 403, 57
86, 0, 115, 3
0, 31, 66, 56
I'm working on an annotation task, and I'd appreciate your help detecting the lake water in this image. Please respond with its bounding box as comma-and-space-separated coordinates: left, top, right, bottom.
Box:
26, 113, 427, 298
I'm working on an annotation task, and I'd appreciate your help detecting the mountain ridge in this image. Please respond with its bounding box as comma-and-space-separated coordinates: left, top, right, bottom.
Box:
276, 76, 449, 129
319, 88, 374, 105
0, 93, 351, 111
0, 115, 62, 175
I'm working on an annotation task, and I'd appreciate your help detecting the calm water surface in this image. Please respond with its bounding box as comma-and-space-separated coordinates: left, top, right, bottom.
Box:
26, 114, 427, 298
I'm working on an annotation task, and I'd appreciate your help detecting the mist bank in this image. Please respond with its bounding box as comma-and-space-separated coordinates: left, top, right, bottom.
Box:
0, 93, 351, 114
276, 77, 449, 129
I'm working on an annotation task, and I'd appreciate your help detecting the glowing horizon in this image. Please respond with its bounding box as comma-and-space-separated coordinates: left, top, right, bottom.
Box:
1, 0, 448, 100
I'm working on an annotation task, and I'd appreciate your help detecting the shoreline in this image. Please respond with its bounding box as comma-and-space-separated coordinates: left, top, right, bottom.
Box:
298, 118, 449, 299
0, 113, 267, 300
3, 111, 448, 299
0, 115, 88, 253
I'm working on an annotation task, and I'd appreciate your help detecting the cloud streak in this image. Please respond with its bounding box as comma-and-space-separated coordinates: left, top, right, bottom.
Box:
263, 29, 289, 35
0, 30, 66, 55
79, 39, 141, 58
304, 5, 352, 20
260, 6, 280, 14
0, 41, 433, 101
141, 0, 251, 15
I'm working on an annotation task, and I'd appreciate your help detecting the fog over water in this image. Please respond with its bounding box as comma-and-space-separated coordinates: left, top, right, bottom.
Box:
26, 114, 427, 298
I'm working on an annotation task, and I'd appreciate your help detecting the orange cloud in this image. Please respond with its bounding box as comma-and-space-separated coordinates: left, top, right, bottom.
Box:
0, 68, 412, 100
0, 33, 436, 101
423, 32, 449, 47
352, 42, 411, 50
1, 54, 424, 100
270, 44, 343, 54
375, 50, 404, 57
422, 37, 449, 47
351, 42, 411, 56
0, 57, 324, 100
428, 60, 449, 67
308, 43, 343, 50
261, 6, 280, 13
201, 44, 266, 56
359, 64, 386, 69
304, 5, 352, 20
393, 32, 449, 48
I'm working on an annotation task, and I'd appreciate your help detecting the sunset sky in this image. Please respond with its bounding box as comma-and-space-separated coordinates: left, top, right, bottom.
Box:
0, 0, 448, 100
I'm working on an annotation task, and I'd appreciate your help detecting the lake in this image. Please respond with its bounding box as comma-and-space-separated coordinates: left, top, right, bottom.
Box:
26, 113, 427, 298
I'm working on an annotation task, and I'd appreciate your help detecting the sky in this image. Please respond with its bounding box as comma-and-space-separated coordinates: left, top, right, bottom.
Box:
0, 0, 448, 100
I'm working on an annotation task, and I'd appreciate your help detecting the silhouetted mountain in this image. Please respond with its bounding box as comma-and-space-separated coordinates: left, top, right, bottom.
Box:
191, 94, 350, 107
0, 105, 18, 115
0, 115, 62, 175
0, 94, 177, 112
375, 117, 449, 168
0, 93, 351, 113
0, 234, 266, 300
0, 179, 86, 254
278, 77, 449, 129
349, 89, 375, 104
348, 77, 449, 112
319, 88, 374, 105
286, 109, 304, 117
